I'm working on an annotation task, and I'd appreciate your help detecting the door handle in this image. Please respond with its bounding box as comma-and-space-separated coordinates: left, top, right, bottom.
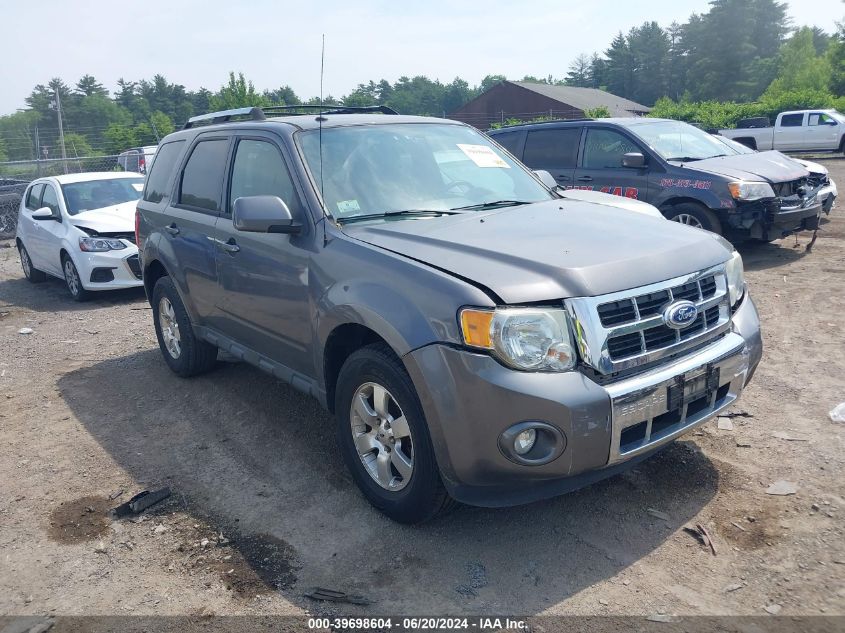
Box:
576, 175, 593, 182
554, 174, 570, 181
208, 236, 240, 254
165, 223, 180, 235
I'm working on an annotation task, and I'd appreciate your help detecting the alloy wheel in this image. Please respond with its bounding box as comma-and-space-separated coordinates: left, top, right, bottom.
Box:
672, 213, 704, 229
349, 382, 414, 491
20, 248, 31, 278
64, 259, 80, 296
158, 297, 182, 359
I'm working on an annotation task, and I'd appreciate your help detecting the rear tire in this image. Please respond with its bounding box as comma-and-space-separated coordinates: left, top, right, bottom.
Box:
19, 244, 46, 283
151, 276, 218, 377
663, 203, 723, 235
335, 343, 454, 523
62, 254, 91, 302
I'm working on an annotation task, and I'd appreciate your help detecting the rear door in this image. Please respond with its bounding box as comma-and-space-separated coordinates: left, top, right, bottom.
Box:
573, 127, 647, 200
213, 134, 314, 375
773, 113, 806, 151
521, 127, 581, 187
165, 134, 231, 323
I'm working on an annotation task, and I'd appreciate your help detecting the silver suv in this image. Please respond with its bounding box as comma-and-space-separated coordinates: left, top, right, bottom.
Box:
136, 106, 762, 523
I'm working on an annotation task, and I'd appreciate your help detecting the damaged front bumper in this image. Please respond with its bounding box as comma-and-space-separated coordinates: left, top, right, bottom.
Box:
725, 191, 823, 241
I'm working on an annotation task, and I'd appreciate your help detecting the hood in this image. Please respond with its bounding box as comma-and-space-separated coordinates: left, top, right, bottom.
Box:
341, 199, 731, 304
67, 200, 136, 233
559, 189, 664, 219
790, 157, 827, 176
678, 151, 809, 184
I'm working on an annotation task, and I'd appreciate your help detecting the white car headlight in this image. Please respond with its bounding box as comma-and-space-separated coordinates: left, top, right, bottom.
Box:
725, 250, 746, 306
459, 307, 576, 371
727, 180, 775, 201
79, 237, 127, 252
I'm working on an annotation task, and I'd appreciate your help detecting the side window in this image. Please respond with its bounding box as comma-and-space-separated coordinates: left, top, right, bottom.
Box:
523, 128, 581, 169
229, 139, 301, 215
780, 113, 804, 127
143, 140, 185, 203
41, 185, 60, 214
178, 139, 230, 212
492, 131, 524, 157
25, 184, 44, 210
808, 112, 834, 126
582, 129, 640, 169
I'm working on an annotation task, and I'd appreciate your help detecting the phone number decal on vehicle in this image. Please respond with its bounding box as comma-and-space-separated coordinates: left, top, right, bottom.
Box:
659, 178, 712, 189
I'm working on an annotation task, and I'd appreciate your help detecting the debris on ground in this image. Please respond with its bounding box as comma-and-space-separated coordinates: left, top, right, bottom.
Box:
153, 524, 166, 535
304, 587, 371, 605
764, 604, 782, 615
766, 480, 798, 496
646, 508, 670, 521
717, 417, 734, 431
724, 583, 743, 593
735, 440, 752, 448
683, 524, 717, 555
721, 410, 753, 419
830, 403, 845, 423
730, 521, 747, 532
772, 431, 808, 442
646, 614, 675, 623
111, 487, 171, 518
18, 328, 33, 335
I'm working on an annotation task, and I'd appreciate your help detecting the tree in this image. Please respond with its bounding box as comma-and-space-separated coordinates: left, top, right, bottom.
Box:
479, 74, 507, 93
62, 132, 94, 157
604, 32, 634, 97
75, 75, 107, 97
828, 21, 845, 95
588, 53, 607, 89
565, 54, 592, 87
627, 22, 671, 105
265, 85, 301, 105
210, 72, 268, 110
764, 27, 832, 96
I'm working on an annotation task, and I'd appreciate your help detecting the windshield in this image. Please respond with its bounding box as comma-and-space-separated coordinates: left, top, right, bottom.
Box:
712, 134, 754, 154
633, 121, 737, 161
298, 123, 554, 219
62, 177, 144, 215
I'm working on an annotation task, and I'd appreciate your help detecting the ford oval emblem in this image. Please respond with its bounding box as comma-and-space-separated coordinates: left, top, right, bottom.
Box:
663, 300, 699, 329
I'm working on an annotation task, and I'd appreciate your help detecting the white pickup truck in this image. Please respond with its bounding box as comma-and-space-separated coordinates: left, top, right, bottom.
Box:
720, 109, 845, 153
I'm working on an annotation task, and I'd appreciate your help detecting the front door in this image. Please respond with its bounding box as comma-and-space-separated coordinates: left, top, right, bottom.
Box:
573, 127, 648, 201
31, 183, 65, 276
806, 112, 840, 150
213, 136, 313, 377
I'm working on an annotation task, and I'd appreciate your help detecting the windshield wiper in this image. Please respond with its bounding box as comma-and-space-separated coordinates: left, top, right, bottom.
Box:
337, 209, 459, 224
450, 200, 533, 211
666, 156, 703, 162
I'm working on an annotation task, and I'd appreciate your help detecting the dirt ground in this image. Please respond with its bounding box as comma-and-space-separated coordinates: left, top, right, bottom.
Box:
1, 161, 844, 621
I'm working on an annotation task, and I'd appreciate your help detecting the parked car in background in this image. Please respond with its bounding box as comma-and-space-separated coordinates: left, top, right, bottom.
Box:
117, 145, 158, 174
719, 110, 845, 154
488, 118, 823, 242
713, 134, 837, 215
15, 172, 145, 301
136, 106, 761, 523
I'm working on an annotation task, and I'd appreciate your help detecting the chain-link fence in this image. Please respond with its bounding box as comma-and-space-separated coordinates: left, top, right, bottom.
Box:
0, 155, 127, 238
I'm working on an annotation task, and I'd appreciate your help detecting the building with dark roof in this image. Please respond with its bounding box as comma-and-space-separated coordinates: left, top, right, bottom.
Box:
450, 80, 651, 129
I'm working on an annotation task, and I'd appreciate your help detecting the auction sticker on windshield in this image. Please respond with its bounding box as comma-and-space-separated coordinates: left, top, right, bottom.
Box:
457, 144, 510, 168
337, 199, 361, 214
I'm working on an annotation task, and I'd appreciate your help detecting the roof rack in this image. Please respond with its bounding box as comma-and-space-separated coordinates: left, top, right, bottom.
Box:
183, 104, 398, 129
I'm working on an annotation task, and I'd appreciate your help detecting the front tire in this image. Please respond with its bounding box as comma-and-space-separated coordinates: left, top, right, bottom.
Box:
151, 276, 218, 377
19, 244, 46, 283
335, 343, 453, 523
663, 202, 723, 235
62, 254, 91, 302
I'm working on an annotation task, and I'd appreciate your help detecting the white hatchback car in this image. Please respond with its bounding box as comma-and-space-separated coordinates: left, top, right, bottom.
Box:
15, 172, 145, 301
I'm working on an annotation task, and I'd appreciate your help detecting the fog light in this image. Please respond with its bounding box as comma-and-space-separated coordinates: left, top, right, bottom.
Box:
513, 428, 537, 455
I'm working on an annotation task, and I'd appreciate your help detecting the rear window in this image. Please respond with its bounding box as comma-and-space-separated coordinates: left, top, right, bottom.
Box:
523, 128, 581, 169
143, 140, 184, 203
25, 184, 44, 210
780, 114, 804, 127
179, 139, 229, 212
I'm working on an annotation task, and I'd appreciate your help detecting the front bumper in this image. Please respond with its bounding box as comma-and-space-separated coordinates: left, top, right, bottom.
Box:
404, 294, 762, 507
725, 197, 823, 240
74, 247, 144, 291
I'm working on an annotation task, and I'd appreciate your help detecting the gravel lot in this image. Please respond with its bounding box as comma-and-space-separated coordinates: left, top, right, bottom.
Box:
1, 160, 843, 620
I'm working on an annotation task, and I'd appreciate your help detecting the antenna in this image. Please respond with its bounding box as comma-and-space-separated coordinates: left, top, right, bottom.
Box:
319, 34, 326, 207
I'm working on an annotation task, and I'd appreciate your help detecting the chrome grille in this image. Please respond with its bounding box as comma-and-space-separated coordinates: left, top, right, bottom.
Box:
565, 265, 731, 375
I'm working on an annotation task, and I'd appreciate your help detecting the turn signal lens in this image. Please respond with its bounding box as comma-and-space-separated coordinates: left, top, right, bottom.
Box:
460, 309, 494, 348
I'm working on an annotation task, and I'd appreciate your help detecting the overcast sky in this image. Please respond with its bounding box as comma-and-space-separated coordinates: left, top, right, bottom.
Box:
1, 0, 841, 115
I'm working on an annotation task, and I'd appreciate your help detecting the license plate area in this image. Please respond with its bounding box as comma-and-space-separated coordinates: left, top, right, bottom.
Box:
667, 364, 720, 413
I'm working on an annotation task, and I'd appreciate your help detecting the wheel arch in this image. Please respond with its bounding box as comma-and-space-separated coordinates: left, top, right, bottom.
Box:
143, 258, 169, 305
658, 196, 713, 216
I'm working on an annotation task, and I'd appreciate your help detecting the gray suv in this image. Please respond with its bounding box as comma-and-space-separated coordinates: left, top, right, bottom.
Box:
136, 106, 763, 523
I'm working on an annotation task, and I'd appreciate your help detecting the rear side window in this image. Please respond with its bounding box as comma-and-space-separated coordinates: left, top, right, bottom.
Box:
143, 140, 184, 203
179, 139, 230, 212
492, 131, 524, 157
229, 140, 301, 215
523, 128, 581, 169
780, 114, 804, 127
25, 184, 44, 210
41, 185, 60, 214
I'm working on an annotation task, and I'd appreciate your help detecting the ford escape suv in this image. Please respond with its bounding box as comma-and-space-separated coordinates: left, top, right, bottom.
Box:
136, 106, 763, 523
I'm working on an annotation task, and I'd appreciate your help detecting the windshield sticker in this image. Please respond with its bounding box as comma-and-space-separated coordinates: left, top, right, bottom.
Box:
659, 178, 712, 190
337, 199, 361, 214
456, 144, 510, 168
131, 183, 144, 192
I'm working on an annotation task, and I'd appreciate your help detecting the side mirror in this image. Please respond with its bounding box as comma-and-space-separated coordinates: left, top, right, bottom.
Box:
232, 195, 302, 234
534, 170, 559, 190
32, 207, 58, 221
622, 152, 646, 168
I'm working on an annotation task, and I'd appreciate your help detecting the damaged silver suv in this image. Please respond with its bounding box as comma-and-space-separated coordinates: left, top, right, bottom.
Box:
136, 106, 762, 523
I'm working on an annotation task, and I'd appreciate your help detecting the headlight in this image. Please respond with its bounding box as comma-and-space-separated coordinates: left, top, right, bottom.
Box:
727, 180, 775, 201
725, 250, 745, 306
79, 237, 127, 252
459, 307, 576, 371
